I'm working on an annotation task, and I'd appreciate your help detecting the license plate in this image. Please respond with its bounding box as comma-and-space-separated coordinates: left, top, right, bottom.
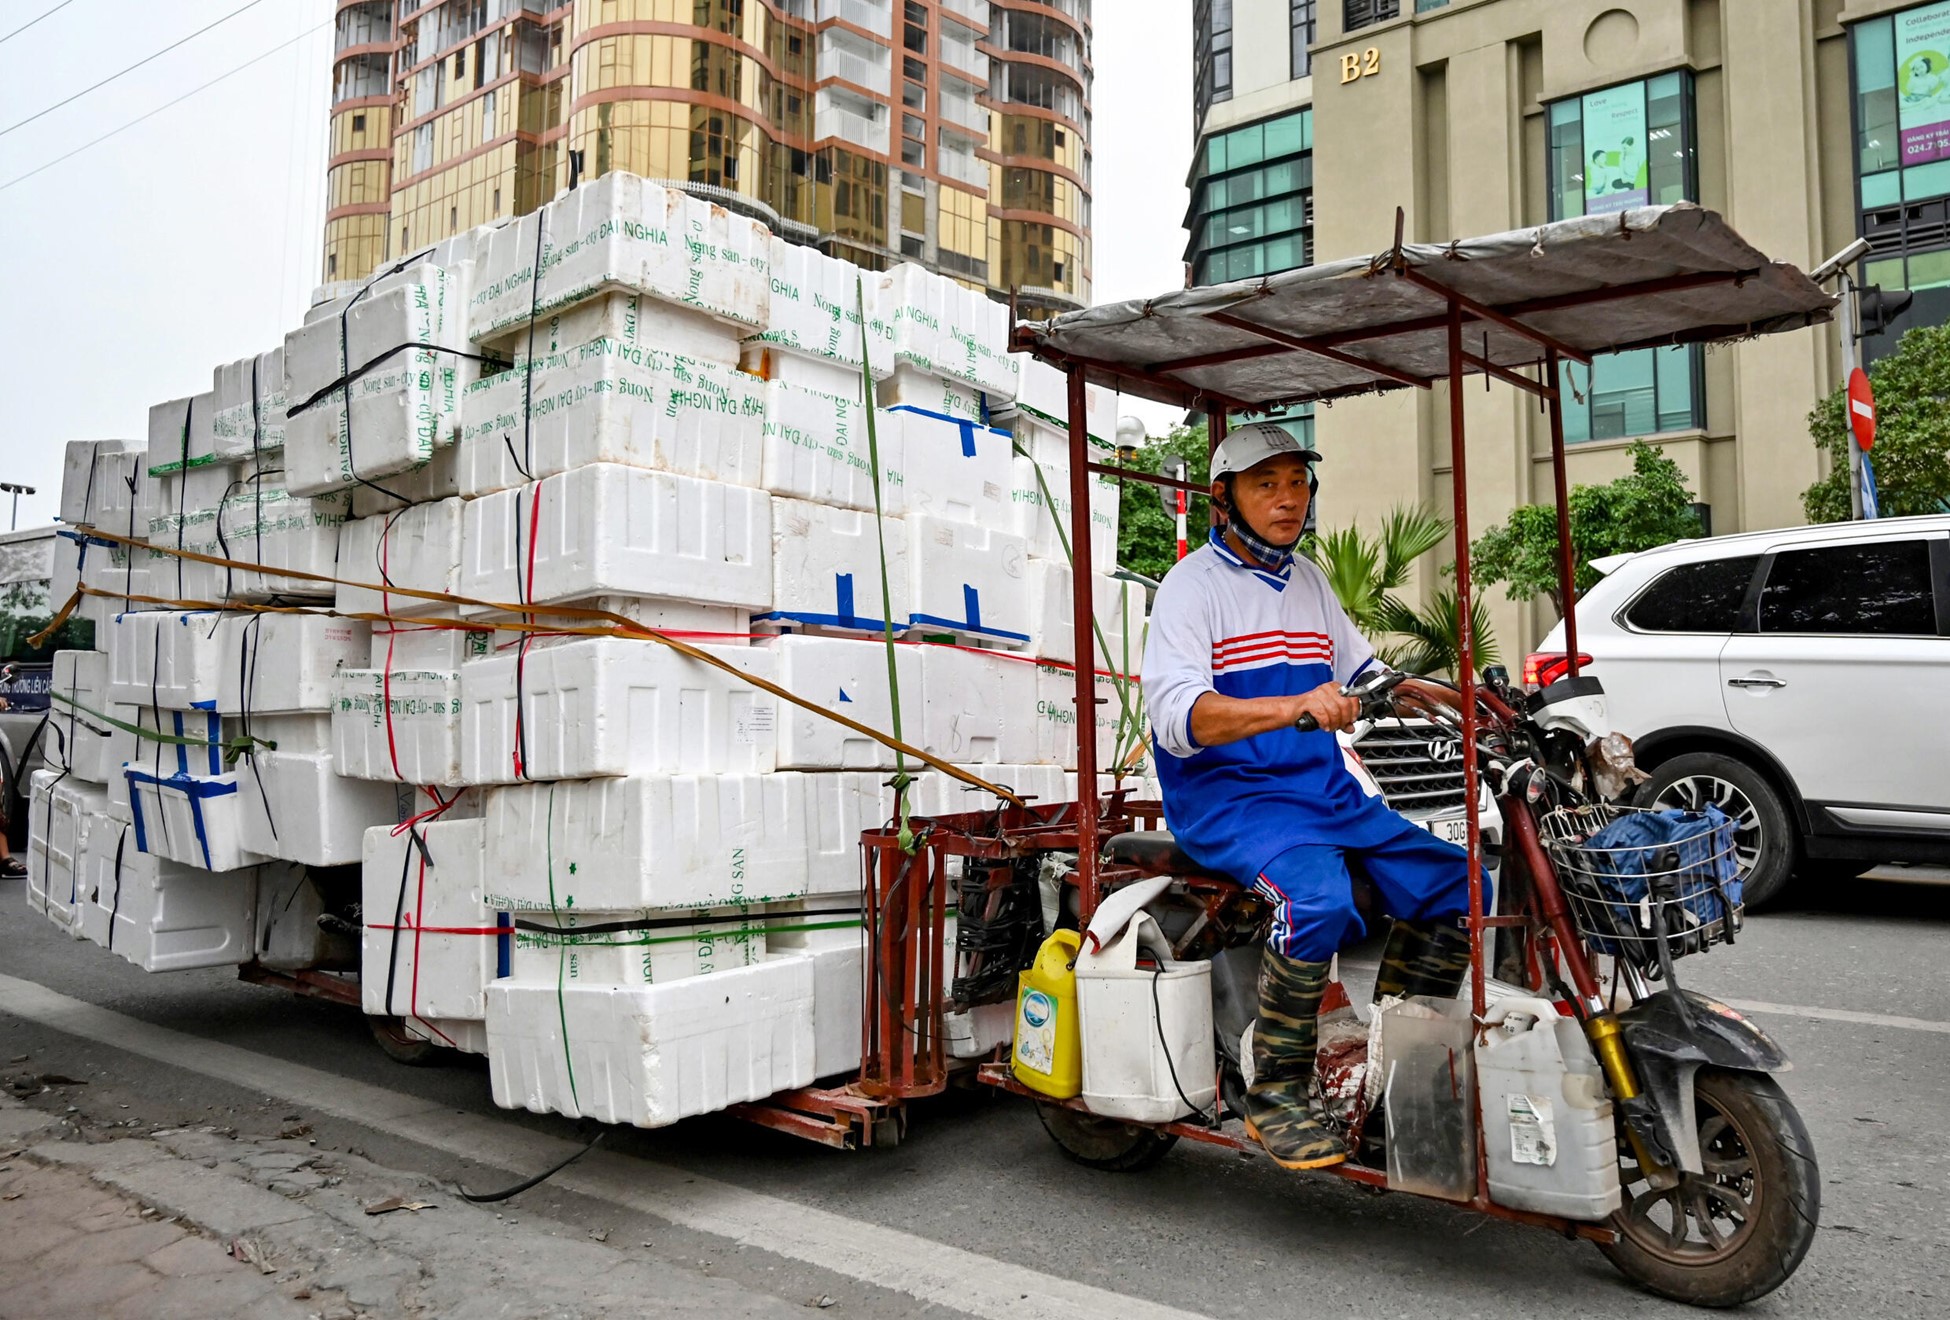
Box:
1424, 816, 1471, 845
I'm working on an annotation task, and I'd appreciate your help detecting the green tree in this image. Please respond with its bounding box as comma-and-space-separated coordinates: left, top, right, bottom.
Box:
1803, 322, 1950, 522
1302, 506, 1500, 677
1114, 423, 1211, 582
1472, 440, 1704, 614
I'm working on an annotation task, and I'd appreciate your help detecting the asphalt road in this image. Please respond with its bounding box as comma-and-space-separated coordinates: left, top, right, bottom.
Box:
3, 868, 1946, 1319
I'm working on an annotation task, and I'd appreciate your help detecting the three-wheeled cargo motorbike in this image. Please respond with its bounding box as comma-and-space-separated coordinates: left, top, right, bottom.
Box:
834, 204, 1833, 1309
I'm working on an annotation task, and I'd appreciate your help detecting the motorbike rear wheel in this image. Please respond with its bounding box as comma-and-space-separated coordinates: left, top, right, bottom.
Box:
1035, 1103, 1179, 1172
1599, 1069, 1819, 1308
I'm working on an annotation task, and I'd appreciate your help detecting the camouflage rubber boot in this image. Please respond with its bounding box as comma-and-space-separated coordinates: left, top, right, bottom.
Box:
1372, 919, 1473, 1003
1243, 950, 1348, 1170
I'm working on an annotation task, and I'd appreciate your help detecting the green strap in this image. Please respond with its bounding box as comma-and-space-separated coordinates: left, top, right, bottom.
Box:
49, 692, 276, 766
1011, 439, 1147, 776
859, 275, 918, 852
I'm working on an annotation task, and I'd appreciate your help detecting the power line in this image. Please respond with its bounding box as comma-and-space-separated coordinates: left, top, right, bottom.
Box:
0, 17, 329, 194
0, 0, 79, 47
0, 0, 275, 139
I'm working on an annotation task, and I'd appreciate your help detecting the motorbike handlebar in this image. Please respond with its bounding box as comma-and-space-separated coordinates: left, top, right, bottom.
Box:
1291, 669, 1408, 734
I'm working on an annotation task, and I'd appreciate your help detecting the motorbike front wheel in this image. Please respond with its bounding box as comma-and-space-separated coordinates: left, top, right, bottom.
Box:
1035, 1103, 1179, 1172
1599, 1069, 1820, 1308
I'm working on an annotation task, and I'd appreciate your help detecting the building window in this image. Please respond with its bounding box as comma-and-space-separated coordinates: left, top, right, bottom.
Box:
1343, 0, 1400, 32
1546, 72, 1703, 442
1851, 1, 1950, 316
1291, 1, 1315, 79
1188, 108, 1313, 286
1194, 0, 1233, 121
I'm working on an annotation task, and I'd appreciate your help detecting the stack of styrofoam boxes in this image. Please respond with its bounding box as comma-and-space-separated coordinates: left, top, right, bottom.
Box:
344, 172, 823, 1126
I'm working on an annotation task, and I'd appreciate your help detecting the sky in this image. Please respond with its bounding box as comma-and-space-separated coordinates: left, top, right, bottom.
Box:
0, 0, 1192, 531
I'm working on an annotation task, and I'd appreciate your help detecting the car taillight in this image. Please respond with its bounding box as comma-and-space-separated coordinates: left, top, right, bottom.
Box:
1523, 652, 1593, 688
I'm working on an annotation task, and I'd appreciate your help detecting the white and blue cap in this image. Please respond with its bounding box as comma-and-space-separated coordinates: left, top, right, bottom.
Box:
1211, 421, 1321, 480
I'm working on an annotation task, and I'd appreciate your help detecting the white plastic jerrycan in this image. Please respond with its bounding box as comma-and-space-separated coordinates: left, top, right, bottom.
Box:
1073, 911, 1216, 1123
1475, 996, 1622, 1221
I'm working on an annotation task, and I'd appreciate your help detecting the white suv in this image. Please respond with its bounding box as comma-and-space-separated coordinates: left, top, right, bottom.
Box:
1533, 514, 1950, 906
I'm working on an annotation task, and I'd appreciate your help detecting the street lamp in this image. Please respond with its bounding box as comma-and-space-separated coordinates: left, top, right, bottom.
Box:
0, 483, 34, 531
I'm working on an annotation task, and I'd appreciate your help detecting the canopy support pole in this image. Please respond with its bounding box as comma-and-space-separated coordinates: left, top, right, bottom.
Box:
1445, 300, 1487, 1028
1545, 350, 1580, 676
1067, 361, 1102, 921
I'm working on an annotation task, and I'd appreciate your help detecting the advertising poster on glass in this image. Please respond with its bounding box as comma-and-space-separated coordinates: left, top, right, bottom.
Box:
1582, 84, 1648, 214
1898, 0, 1950, 166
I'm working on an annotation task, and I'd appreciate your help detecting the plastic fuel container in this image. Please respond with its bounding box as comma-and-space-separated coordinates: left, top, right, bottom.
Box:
1475, 997, 1623, 1220
1074, 913, 1216, 1123
1013, 930, 1083, 1098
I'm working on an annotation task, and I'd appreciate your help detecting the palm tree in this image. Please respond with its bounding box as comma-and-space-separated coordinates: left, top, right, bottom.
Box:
1302, 506, 1499, 678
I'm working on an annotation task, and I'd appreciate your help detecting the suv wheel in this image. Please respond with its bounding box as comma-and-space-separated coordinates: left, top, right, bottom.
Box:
1640, 752, 1797, 909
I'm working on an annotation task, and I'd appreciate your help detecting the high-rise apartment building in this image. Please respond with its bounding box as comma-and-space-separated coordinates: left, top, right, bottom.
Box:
1188, 0, 1938, 653
324, 1, 1092, 319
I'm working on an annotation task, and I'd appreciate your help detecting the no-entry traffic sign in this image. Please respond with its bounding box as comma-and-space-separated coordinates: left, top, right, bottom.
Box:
1848, 367, 1876, 451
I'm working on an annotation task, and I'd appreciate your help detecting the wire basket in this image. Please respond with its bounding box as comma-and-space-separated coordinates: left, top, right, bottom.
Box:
1540, 803, 1743, 970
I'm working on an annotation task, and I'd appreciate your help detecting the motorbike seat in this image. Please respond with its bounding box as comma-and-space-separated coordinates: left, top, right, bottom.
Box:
1102, 829, 1209, 877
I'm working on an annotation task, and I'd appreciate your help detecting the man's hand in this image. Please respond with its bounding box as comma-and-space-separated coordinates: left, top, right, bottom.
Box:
1288, 681, 1359, 734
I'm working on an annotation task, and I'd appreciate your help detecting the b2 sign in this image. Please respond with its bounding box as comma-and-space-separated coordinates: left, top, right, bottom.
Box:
1898, 1, 1950, 166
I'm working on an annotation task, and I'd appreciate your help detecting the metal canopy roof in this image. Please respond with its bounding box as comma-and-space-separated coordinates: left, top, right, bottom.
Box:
1013, 204, 1836, 413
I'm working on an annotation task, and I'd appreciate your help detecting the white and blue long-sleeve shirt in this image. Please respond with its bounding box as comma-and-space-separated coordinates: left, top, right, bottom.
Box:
1142, 528, 1398, 883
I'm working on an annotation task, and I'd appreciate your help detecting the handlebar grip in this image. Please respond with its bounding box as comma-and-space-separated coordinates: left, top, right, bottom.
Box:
1294, 714, 1320, 733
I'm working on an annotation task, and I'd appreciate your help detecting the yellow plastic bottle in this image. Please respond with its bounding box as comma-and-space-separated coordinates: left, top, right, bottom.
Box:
1012, 930, 1083, 1098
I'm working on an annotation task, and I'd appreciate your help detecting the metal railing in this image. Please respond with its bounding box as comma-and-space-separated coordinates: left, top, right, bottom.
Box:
818, 34, 891, 94
940, 0, 991, 28
817, 0, 893, 38
815, 101, 891, 153
938, 92, 990, 135
941, 32, 990, 81
937, 146, 991, 190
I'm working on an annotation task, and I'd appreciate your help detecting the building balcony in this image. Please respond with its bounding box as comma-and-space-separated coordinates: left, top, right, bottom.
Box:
334, 1, 390, 54
817, 30, 891, 93
939, 91, 990, 136
937, 144, 990, 190
816, 0, 893, 39
940, 27, 990, 83
815, 91, 890, 154
939, 0, 991, 31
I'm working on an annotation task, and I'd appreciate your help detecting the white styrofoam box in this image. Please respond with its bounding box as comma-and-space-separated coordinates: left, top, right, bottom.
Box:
1008, 452, 1120, 568
742, 235, 893, 375
760, 498, 909, 635
758, 379, 885, 513
216, 613, 369, 715
255, 863, 329, 969
484, 955, 816, 1128
369, 623, 493, 670
283, 266, 472, 497
739, 345, 870, 399
212, 347, 287, 459
48, 649, 114, 783
481, 774, 811, 911
915, 644, 1039, 766
904, 515, 1031, 647
403, 1019, 490, 1053
211, 485, 350, 602
74, 817, 257, 971
127, 767, 267, 872
477, 597, 754, 662
468, 172, 771, 344
1007, 356, 1119, 445
145, 393, 217, 476
1024, 563, 1149, 669
893, 407, 1014, 527
361, 818, 497, 1022
246, 713, 335, 758
764, 635, 921, 770
490, 289, 747, 368
335, 499, 465, 620
804, 941, 865, 1078
461, 464, 771, 614
507, 905, 767, 988
108, 707, 227, 818
459, 639, 778, 783
1033, 666, 1134, 771
873, 364, 986, 424
946, 1000, 1016, 1061
106, 610, 225, 709
459, 336, 766, 498
931, 763, 1071, 813
25, 771, 106, 931
349, 444, 461, 518
60, 439, 141, 526
238, 749, 399, 867
800, 772, 893, 896
152, 462, 237, 523
876, 263, 1020, 402
331, 668, 463, 785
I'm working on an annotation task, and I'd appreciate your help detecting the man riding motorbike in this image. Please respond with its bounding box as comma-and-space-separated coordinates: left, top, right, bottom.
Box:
1140, 422, 1489, 1170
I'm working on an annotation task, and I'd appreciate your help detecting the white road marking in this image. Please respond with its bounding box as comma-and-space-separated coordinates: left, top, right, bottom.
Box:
0, 973, 1209, 1320
1718, 998, 1950, 1036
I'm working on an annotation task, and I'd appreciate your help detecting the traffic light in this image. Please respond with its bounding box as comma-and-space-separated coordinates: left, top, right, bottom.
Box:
1858, 284, 1915, 339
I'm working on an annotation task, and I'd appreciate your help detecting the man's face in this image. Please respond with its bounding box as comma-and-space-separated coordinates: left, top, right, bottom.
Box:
1215, 453, 1312, 545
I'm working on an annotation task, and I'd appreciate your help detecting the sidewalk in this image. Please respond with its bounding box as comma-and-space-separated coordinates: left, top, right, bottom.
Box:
0, 1095, 798, 1320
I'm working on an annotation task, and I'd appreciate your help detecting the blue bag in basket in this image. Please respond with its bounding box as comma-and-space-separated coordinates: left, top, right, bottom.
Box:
1583, 805, 1743, 920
